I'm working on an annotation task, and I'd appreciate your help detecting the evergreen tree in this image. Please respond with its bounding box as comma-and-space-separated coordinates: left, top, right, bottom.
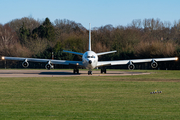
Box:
43, 18, 55, 41
32, 18, 55, 41
19, 22, 30, 44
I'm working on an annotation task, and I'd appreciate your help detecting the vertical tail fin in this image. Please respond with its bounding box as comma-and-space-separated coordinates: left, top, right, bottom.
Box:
89, 23, 91, 51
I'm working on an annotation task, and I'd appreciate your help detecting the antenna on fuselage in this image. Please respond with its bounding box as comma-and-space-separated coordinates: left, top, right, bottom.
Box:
89, 23, 91, 51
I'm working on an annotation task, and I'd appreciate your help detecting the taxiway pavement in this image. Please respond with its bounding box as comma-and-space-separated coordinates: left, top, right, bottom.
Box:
0, 69, 150, 77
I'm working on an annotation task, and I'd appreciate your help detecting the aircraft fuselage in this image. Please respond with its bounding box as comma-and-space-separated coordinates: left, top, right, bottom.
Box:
82, 51, 98, 70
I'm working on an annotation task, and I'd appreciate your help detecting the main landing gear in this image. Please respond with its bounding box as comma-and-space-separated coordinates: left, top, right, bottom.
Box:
101, 68, 106, 74
73, 69, 79, 74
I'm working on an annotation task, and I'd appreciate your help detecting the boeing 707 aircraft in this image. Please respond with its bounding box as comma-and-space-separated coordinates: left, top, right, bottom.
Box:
1, 24, 178, 75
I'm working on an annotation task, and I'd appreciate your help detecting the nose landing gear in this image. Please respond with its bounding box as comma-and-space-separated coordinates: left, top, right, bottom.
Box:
88, 70, 92, 75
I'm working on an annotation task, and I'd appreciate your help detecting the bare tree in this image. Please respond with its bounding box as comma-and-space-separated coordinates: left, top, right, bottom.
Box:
131, 19, 142, 29
0, 24, 17, 48
8, 17, 40, 36
0, 24, 31, 57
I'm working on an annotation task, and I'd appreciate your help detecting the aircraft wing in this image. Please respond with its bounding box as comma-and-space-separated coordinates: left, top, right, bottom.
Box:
1, 56, 83, 66
97, 57, 178, 67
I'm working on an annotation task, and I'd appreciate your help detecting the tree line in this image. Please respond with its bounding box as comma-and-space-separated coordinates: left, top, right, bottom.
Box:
0, 17, 180, 69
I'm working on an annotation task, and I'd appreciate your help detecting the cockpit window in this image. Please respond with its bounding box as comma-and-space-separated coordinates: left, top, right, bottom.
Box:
87, 56, 95, 58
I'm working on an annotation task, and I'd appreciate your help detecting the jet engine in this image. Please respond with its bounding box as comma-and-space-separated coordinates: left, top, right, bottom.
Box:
151, 60, 158, 68
22, 61, 29, 68
128, 61, 135, 70
45, 63, 52, 70
128, 64, 135, 70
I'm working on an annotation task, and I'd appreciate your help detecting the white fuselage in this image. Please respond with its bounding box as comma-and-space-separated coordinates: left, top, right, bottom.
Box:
82, 51, 98, 70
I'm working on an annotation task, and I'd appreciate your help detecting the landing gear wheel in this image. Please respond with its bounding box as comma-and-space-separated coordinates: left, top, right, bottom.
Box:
101, 69, 106, 74
77, 69, 79, 74
88, 71, 92, 75
73, 69, 79, 74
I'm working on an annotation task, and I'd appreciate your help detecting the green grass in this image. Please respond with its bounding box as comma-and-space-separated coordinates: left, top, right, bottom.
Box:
0, 70, 180, 119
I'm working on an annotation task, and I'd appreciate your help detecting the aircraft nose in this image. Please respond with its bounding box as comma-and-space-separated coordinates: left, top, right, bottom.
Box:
89, 60, 92, 64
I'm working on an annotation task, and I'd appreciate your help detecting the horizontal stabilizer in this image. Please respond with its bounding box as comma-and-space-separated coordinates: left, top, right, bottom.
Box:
63, 50, 83, 56
96, 50, 117, 56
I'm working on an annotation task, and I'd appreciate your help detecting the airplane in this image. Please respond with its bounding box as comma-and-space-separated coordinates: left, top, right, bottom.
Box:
1, 24, 178, 75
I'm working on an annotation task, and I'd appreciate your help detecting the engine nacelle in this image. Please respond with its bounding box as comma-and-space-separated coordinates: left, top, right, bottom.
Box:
45, 63, 52, 70
128, 64, 135, 70
151, 61, 158, 68
22, 61, 29, 68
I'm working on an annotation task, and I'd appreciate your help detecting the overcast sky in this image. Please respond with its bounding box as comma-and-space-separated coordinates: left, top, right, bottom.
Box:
1, 0, 180, 28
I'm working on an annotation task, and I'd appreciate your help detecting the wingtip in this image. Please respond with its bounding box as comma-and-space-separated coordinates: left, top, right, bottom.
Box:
176, 57, 178, 61
1, 56, 4, 60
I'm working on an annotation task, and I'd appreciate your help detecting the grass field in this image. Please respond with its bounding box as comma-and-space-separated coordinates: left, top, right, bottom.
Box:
0, 70, 180, 120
